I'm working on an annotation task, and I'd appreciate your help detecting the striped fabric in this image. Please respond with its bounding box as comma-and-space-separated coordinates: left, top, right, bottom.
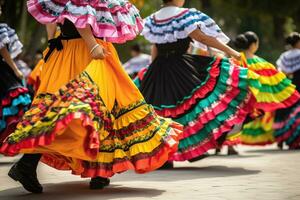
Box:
277, 49, 300, 74
0, 24, 23, 59
142, 8, 229, 49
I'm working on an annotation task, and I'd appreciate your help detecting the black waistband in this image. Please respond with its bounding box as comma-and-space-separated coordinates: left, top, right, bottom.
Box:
43, 35, 103, 62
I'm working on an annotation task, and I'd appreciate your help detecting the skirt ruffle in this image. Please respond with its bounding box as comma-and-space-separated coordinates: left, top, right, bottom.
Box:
0, 40, 182, 177
0, 63, 31, 143
273, 102, 300, 149
240, 112, 275, 146
240, 55, 299, 111
27, 0, 143, 43
136, 53, 300, 161
136, 55, 255, 161
0, 88, 31, 143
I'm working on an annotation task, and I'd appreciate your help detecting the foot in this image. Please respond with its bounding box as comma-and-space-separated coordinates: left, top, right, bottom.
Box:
8, 163, 43, 193
215, 148, 221, 155
228, 146, 238, 155
89, 177, 110, 190
158, 162, 174, 170
278, 142, 283, 150
188, 154, 209, 162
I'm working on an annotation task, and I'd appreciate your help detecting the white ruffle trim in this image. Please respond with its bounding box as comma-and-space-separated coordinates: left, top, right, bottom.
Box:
0, 24, 23, 59
277, 49, 300, 74
142, 8, 230, 48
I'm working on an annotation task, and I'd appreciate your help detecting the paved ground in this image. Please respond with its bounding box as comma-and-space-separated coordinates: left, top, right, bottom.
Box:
0, 146, 299, 200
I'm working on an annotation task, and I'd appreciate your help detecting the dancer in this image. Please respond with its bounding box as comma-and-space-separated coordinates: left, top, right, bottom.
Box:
230, 31, 298, 146
135, 0, 299, 163
0, 23, 31, 143
274, 32, 300, 149
123, 44, 151, 78
0, 0, 182, 193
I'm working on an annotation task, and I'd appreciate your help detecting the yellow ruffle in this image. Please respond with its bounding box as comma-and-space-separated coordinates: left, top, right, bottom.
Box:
97, 119, 176, 163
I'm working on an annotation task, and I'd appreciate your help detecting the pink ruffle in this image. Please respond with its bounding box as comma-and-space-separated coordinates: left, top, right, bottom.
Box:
27, 0, 143, 43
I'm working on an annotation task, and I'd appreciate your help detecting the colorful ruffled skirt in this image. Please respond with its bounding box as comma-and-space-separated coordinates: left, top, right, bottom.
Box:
240, 112, 275, 145
0, 60, 31, 143
237, 55, 298, 146
135, 54, 256, 161
135, 53, 299, 161
273, 101, 300, 149
0, 38, 182, 177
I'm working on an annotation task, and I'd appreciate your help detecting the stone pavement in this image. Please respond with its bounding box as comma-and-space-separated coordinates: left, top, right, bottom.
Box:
0, 146, 299, 200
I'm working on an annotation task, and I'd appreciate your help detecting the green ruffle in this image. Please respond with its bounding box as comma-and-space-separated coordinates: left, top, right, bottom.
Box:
177, 60, 249, 150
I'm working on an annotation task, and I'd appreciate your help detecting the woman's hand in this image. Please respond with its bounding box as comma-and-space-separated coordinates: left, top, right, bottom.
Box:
76, 26, 110, 60
90, 45, 110, 60
14, 68, 24, 79
190, 29, 241, 60
228, 50, 241, 60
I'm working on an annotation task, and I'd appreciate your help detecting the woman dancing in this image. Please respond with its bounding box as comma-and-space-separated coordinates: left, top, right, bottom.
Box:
135, 0, 299, 163
274, 32, 300, 149
0, 0, 182, 193
0, 23, 31, 143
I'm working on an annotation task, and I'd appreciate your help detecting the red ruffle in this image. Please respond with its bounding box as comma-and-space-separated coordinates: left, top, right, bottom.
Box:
27, 76, 41, 93
241, 141, 274, 146
290, 136, 300, 149
183, 66, 252, 138
1, 87, 29, 107
170, 95, 256, 161
255, 92, 300, 112
0, 112, 100, 158
39, 123, 182, 178
252, 68, 278, 76
223, 139, 241, 146
275, 118, 300, 144
156, 58, 221, 118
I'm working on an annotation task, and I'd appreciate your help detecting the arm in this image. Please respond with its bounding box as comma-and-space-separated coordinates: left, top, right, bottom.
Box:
0, 47, 23, 78
46, 23, 57, 40
189, 29, 241, 60
76, 26, 108, 60
151, 45, 158, 61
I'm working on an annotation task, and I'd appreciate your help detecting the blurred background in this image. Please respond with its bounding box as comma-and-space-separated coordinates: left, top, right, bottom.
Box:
0, 0, 299, 66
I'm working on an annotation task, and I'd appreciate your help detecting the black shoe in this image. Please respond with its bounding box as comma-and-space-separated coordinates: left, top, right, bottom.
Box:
188, 154, 209, 162
89, 177, 110, 190
158, 161, 174, 170
228, 147, 238, 155
215, 148, 221, 155
8, 163, 43, 193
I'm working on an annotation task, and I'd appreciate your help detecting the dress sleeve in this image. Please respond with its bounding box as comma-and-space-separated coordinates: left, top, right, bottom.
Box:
142, 8, 230, 47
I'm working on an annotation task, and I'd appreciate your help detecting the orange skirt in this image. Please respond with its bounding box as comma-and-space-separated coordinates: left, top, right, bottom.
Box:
1, 38, 182, 178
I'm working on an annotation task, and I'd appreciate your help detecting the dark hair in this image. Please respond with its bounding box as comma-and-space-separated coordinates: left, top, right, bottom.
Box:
234, 31, 259, 50
286, 32, 300, 47
131, 44, 141, 53
162, 0, 173, 4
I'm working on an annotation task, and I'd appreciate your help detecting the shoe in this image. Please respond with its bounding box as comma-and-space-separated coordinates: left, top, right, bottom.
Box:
89, 177, 110, 190
188, 154, 209, 162
158, 162, 174, 170
8, 163, 43, 193
227, 146, 238, 155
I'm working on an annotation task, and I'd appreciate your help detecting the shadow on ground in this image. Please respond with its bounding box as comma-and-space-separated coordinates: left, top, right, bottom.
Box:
0, 181, 164, 200
113, 165, 260, 183
244, 148, 300, 155
211, 154, 262, 159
